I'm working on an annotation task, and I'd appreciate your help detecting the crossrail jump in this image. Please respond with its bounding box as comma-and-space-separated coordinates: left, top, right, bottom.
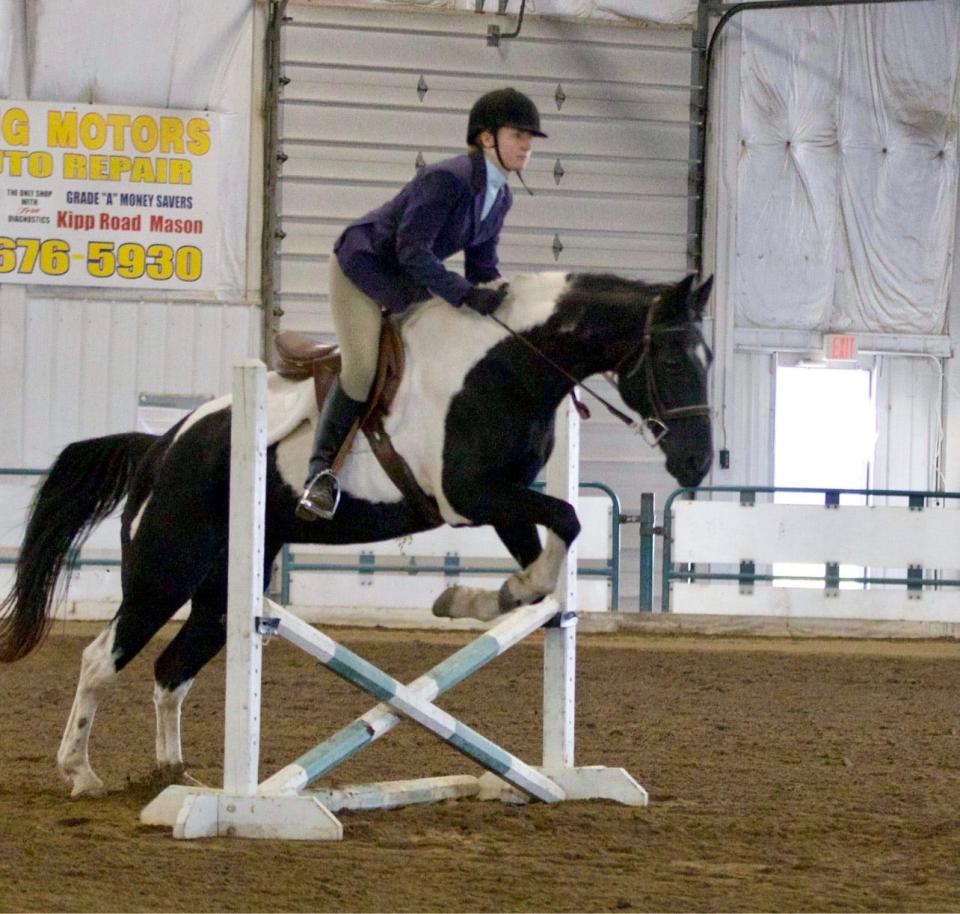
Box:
141, 361, 647, 840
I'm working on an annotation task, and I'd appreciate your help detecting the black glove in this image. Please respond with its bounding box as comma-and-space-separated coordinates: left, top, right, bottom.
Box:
460, 284, 509, 316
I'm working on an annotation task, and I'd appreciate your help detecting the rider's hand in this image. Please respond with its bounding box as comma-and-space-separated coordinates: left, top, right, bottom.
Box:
460, 284, 509, 316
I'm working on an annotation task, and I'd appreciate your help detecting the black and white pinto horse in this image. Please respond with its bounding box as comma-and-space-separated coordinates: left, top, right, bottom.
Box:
0, 270, 713, 797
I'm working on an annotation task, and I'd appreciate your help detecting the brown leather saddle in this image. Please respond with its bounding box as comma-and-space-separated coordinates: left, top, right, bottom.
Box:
274, 320, 442, 525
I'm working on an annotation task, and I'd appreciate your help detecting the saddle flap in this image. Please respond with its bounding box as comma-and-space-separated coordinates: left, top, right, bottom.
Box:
272, 321, 403, 419
361, 317, 405, 425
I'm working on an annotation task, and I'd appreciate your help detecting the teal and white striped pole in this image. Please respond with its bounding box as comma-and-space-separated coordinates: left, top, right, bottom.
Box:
264, 602, 566, 804
259, 596, 564, 795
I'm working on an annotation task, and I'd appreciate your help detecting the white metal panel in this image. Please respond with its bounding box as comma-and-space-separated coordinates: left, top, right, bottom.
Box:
283, 65, 691, 123
0, 295, 259, 469
672, 500, 960, 569
282, 145, 690, 194
0, 287, 27, 463
272, 5, 698, 611
273, 4, 696, 335
873, 355, 943, 493
728, 349, 774, 488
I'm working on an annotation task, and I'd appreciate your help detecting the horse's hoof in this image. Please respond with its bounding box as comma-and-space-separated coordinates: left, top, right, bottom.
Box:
432, 586, 501, 621
69, 771, 105, 798
432, 586, 461, 618
498, 579, 525, 613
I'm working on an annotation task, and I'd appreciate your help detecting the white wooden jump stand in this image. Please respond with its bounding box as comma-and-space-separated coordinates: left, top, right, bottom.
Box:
142, 360, 647, 840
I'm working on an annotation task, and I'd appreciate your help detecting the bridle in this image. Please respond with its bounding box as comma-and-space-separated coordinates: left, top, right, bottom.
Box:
611, 312, 712, 445
489, 305, 711, 447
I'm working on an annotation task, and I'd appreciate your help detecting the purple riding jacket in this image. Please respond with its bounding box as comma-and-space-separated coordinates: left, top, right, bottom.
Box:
333, 150, 512, 314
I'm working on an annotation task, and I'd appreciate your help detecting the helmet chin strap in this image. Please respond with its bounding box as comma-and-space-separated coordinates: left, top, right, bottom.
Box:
490, 133, 535, 197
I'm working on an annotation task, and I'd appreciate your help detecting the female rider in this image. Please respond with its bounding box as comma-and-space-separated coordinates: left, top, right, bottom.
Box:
296, 87, 546, 520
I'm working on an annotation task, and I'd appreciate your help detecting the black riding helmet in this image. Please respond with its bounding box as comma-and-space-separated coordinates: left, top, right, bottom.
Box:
466, 88, 548, 146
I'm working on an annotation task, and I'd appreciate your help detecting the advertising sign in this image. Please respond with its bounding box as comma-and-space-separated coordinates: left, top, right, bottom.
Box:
0, 101, 220, 290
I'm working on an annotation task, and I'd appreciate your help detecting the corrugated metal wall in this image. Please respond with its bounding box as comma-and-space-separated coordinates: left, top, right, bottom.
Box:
0, 284, 259, 469
270, 3, 700, 609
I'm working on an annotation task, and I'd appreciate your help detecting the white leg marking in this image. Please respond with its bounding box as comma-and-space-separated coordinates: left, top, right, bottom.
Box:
432, 532, 569, 621
153, 679, 194, 770
432, 586, 501, 622
57, 621, 119, 797
501, 531, 568, 607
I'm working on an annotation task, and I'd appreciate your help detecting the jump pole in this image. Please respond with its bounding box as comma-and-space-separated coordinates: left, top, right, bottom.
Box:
142, 362, 646, 840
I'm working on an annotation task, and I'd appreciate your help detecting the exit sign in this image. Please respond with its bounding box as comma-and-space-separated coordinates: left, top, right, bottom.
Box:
823, 334, 858, 361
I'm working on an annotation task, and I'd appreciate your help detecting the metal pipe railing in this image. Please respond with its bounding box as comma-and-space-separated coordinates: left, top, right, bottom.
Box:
0, 466, 123, 571
2, 467, 624, 611
280, 480, 623, 610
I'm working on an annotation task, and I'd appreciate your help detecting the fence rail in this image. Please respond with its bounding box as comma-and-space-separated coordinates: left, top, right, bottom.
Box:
279, 481, 623, 610
1, 469, 628, 612
662, 485, 960, 618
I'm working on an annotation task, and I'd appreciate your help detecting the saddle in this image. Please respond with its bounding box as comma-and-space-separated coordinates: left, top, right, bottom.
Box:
274, 320, 442, 525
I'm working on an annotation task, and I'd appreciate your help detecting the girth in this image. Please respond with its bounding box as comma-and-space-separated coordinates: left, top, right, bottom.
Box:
274, 321, 442, 526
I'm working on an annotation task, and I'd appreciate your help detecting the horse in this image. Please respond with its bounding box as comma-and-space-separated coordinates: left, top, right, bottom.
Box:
0, 270, 714, 797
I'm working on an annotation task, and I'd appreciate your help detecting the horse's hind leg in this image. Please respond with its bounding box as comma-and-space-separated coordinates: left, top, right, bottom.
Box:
56, 619, 120, 797
151, 563, 231, 779
58, 524, 227, 795
152, 581, 227, 781
152, 538, 283, 780
56, 591, 186, 796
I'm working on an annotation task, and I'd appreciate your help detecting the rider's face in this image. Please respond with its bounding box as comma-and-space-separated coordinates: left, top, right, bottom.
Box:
480, 127, 536, 173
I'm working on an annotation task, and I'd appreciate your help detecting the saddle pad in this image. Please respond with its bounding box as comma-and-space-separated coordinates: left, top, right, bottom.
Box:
186, 372, 316, 449
265, 371, 317, 446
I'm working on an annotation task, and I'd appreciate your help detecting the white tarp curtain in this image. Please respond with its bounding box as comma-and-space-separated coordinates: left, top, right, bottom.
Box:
0, 0, 253, 298
735, 1, 960, 334
354, 0, 697, 26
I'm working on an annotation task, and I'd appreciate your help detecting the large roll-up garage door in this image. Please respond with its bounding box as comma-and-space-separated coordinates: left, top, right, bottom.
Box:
269, 3, 699, 339
267, 2, 701, 609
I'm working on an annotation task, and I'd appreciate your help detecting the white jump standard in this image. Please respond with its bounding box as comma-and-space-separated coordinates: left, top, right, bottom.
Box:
141, 361, 647, 840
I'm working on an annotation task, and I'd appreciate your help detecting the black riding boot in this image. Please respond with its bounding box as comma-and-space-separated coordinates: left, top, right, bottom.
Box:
295, 380, 366, 521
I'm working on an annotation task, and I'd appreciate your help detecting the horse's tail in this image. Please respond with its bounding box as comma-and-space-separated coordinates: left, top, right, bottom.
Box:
0, 432, 157, 662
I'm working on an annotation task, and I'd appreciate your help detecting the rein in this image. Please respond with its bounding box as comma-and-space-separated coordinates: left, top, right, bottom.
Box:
489, 308, 709, 444
488, 313, 639, 428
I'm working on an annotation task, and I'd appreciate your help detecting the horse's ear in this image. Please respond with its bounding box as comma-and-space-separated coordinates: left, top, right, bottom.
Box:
691, 275, 714, 319
675, 273, 696, 300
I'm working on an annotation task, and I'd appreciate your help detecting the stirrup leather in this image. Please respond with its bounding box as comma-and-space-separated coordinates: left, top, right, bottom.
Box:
296, 470, 341, 521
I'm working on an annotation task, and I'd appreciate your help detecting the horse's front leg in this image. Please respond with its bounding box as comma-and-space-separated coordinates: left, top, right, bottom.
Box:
433, 489, 580, 621
497, 529, 571, 611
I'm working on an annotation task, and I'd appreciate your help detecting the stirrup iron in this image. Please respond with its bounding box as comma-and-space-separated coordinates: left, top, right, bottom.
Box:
295, 470, 341, 521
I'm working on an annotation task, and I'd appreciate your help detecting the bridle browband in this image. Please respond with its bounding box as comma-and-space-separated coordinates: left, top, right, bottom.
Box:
489, 303, 710, 445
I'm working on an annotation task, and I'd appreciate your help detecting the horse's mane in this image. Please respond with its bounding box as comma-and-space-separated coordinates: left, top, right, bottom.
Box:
397, 271, 665, 337
565, 272, 661, 299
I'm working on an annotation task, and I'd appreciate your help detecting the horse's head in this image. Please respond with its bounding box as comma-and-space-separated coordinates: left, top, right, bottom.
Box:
616, 274, 714, 487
